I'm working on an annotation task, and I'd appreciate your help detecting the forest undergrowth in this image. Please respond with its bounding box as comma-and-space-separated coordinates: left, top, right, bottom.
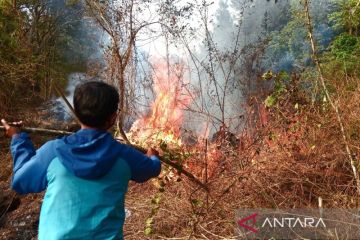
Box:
122, 73, 360, 239
0, 60, 359, 240
0, 0, 359, 239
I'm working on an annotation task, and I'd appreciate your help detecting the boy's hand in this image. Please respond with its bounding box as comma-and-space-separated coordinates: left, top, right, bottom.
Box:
1, 119, 22, 138
146, 148, 159, 157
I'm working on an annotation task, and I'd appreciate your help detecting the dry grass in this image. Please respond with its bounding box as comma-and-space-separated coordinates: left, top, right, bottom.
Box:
122, 75, 360, 239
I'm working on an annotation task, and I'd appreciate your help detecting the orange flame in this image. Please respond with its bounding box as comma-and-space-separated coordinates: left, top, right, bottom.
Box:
130, 61, 191, 145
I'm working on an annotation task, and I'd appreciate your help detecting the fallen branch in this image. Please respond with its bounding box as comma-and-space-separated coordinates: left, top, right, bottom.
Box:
0, 125, 209, 192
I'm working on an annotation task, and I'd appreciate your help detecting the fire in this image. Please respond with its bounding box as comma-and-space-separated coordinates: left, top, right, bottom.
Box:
129, 61, 191, 146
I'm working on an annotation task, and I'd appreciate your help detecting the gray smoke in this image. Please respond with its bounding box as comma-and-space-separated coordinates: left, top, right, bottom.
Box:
45, 0, 338, 137
41, 0, 107, 121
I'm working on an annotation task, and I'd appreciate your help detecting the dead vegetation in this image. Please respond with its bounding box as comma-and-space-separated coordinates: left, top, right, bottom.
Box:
0, 0, 359, 239
120, 77, 360, 239
0, 72, 358, 240
0, 73, 359, 240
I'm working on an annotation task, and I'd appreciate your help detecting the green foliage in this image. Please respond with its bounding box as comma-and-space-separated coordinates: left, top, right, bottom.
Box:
264, 71, 289, 108
322, 33, 360, 75
263, 1, 336, 71
328, 0, 360, 73
331, 33, 360, 73
144, 187, 164, 236
264, 95, 277, 108
138, 135, 192, 237
191, 198, 203, 208
144, 217, 154, 236
262, 70, 275, 81
329, 0, 360, 34
331, 33, 360, 58
264, 16, 308, 68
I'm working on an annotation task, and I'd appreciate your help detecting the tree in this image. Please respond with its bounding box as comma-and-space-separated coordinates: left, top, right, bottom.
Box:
85, 0, 162, 140
330, 0, 360, 35
0, 0, 89, 116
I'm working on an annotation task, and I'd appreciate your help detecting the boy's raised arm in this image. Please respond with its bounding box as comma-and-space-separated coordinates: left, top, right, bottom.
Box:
122, 145, 161, 183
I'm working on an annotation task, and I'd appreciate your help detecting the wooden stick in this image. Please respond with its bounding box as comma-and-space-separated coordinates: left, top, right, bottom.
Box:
0, 126, 73, 135
130, 144, 209, 192
49, 85, 208, 191
0, 125, 209, 192
53, 84, 79, 122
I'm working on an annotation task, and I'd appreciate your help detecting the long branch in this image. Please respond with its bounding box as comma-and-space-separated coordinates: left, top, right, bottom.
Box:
0, 126, 73, 135
53, 84, 78, 121
130, 145, 208, 192
1, 126, 208, 192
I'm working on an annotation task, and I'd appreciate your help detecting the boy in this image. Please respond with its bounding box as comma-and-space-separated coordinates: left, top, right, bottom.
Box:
1, 81, 161, 239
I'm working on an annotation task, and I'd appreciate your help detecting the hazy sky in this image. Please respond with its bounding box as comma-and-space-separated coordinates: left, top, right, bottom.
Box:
139, 0, 222, 59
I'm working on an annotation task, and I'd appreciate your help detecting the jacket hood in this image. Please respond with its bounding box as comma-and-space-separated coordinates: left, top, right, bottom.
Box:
54, 129, 121, 179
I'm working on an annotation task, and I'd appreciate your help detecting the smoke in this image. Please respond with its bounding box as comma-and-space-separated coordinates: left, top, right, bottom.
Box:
44, 0, 106, 65
261, 0, 336, 72
45, 0, 339, 137
178, 0, 293, 136
50, 73, 87, 121
39, 0, 108, 120
179, 0, 337, 137
122, 0, 291, 137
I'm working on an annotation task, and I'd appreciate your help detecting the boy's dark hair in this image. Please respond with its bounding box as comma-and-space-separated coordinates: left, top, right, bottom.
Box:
73, 81, 119, 128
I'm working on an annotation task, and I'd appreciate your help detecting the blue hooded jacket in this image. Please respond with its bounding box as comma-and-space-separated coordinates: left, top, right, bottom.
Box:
9, 129, 161, 240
